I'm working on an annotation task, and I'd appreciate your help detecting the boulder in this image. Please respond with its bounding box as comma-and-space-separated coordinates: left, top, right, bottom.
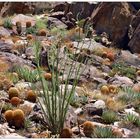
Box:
0, 27, 11, 37
64, 2, 97, 20
52, 2, 66, 12
0, 2, 35, 17
91, 2, 136, 47
0, 52, 35, 71
11, 14, 36, 27
49, 11, 65, 20
128, 10, 140, 39
0, 40, 13, 52
108, 75, 134, 87
115, 50, 140, 68
47, 17, 67, 29
128, 24, 140, 53
128, 10, 140, 53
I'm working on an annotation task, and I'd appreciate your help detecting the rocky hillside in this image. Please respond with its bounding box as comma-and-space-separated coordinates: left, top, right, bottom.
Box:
0, 2, 140, 138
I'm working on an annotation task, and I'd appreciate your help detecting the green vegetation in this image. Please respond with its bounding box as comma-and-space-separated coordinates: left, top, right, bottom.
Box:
117, 87, 140, 105
102, 110, 118, 124
3, 18, 13, 29
125, 113, 138, 124
30, 38, 83, 136
94, 36, 101, 42
0, 103, 13, 112
93, 126, 117, 138
26, 26, 37, 34
15, 66, 39, 83
35, 19, 46, 30
111, 62, 137, 79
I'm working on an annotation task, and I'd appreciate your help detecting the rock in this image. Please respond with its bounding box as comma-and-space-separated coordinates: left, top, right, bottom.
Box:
65, 2, 97, 20
11, 14, 36, 27
112, 127, 124, 138
73, 39, 106, 51
0, 2, 35, 17
25, 47, 35, 59
128, 24, 140, 53
108, 75, 134, 87
91, 2, 136, 47
0, 40, 13, 52
31, 131, 50, 138
84, 104, 103, 116
129, 10, 140, 37
50, 11, 65, 20
0, 133, 25, 138
114, 121, 121, 127
65, 106, 77, 128
15, 82, 31, 92
93, 100, 106, 109
52, 2, 66, 12
19, 101, 36, 116
116, 50, 140, 68
74, 108, 83, 115
59, 84, 79, 98
122, 128, 133, 137
47, 17, 67, 29
0, 52, 35, 70
0, 123, 15, 135
132, 83, 140, 92
0, 27, 11, 37
124, 108, 139, 117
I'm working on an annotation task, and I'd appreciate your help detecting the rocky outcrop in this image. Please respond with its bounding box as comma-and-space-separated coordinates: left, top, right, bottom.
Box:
91, 2, 136, 47
11, 14, 36, 27
128, 10, 140, 53
0, 2, 35, 17
128, 24, 140, 53
64, 2, 97, 20
47, 17, 67, 29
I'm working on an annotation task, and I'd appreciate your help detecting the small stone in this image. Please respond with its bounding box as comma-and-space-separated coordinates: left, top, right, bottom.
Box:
87, 107, 103, 116
124, 108, 139, 117
0, 133, 25, 138
19, 101, 35, 116
74, 108, 83, 115
93, 100, 106, 109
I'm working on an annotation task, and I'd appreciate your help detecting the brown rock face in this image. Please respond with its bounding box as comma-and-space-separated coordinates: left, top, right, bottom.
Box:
0, 2, 35, 17
91, 2, 136, 46
65, 2, 97, 20
128, 24, 140, 53
128, 10, 140, 53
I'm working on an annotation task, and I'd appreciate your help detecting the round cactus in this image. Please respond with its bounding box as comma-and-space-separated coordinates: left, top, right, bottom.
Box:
102, 51, 108, 58
38, 29, 47, 36
16, 21, 21, 27
106, 98, 116, 109
100, 85, 109, 94
44, 73, 52, 81
107, 52, 115, 61
10, 97, 21, 106
108, 85, 118, 94
60, 127, 73, 138
26, 21, 32, 28
4, 110, 14, 124
27, 34, 33, 40
83, 121, 95, 137
13, 109, 25, 129
136, 70, 140, 76
8, 87, 19, 99
26, 90, 37, 103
